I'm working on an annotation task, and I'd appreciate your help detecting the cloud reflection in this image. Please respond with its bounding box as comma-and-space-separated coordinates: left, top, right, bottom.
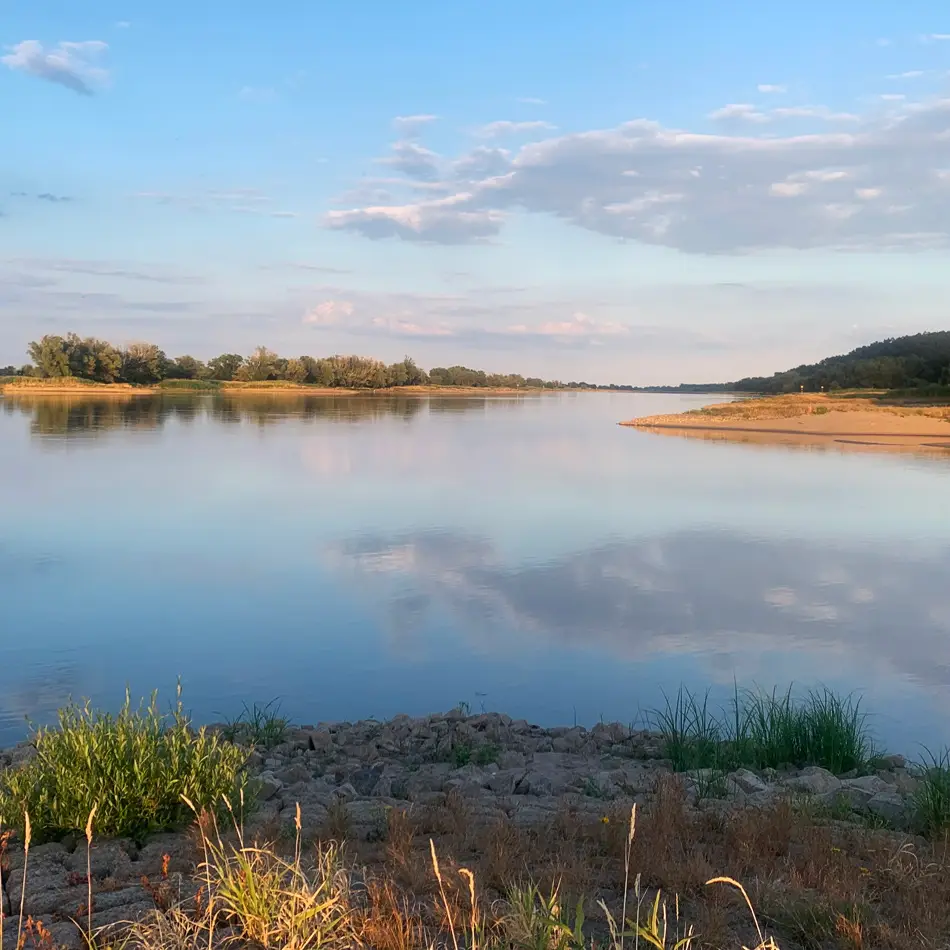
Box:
326, 529, 950, 688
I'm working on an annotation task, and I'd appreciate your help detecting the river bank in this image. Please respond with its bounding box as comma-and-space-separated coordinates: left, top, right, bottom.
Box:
1, 707, 947, 949
622, 393, 950, 453
0, 379, 564, 397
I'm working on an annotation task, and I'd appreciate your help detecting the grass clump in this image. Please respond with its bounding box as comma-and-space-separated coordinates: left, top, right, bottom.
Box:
222, 699, 290, 749
651, 685, 874, 776
912, 747, 950, 836
0, 686, 249, 842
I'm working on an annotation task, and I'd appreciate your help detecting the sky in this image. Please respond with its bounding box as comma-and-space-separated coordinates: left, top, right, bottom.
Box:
2, 1, 949, 385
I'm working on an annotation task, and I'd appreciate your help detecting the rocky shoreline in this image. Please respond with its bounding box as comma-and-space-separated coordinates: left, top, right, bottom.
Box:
0, 710, 926, 947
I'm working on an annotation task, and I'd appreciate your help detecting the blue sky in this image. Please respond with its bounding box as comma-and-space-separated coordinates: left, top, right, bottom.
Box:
2, 1, 949, 383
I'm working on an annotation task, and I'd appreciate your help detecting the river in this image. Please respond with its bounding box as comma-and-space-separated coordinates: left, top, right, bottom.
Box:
1, 390, 948, 752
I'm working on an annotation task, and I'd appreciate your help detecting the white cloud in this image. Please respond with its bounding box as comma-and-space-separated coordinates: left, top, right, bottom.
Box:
370, 316, 453, 337
326, 193, 504, 244
114, 21, 131, 29
477, 120, 557, 138
926, 34, 950, 42
2, 39, 108, 95
880, 93, 906, 101
392, 114, 438, 138
504, 312, 628, 338
757, 84, 787, 94
329, 97, 950, 253
887, 70, 924, 79
708, 103, 769, 123
517, 97, 546, 105
303, 300, 355, 325
376, 141, 441, 180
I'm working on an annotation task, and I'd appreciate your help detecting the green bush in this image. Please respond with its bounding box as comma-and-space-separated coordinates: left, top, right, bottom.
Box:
0, 687, 249, 842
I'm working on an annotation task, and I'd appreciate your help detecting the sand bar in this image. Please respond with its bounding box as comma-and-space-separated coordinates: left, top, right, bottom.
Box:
621, 395, 950, 453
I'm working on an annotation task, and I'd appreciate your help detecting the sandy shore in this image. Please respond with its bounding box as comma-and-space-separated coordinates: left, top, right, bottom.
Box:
622, 395, 950, 453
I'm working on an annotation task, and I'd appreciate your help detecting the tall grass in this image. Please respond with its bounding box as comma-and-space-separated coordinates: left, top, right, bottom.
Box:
651, 685, 874, 776
912, 747, 950, 836
221, 699, 290, 749
0, 686, 249, 842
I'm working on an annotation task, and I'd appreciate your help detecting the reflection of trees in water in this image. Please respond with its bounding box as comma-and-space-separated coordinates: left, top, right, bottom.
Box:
4, 395, 169, 438
210, 395, 430, 426
7, 393, 495, 440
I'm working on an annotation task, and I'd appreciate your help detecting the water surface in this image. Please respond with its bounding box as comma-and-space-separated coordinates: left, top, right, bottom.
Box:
2, 391, 949, 752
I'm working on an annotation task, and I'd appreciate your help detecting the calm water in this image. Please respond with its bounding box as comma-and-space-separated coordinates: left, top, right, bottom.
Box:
2, 391, 949, 752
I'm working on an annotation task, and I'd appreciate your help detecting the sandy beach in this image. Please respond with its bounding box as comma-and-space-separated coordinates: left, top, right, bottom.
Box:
622, 394, 950, 453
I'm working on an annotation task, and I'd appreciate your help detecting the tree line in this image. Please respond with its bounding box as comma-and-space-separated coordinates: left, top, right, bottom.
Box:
727, 331, 950, 394
2, 333, 569, 390
627, 331, 950, 395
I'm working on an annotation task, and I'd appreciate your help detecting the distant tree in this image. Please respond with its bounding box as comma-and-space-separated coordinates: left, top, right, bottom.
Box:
0, 365, 17, 377
236, 346, 279, 381
207, 353, 244, 381
121, 342, 169, 384
166, 355, 207, 380
283, 358, 309, 383
28, 335, 73, 377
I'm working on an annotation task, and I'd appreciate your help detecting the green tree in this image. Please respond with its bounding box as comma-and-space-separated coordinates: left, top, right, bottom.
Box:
166, 355, 207, 380
236, 346, 279, 381
28, 335, 73, 377
121, 342, 169, 384
207, 354, 244, 381
283, 358, 309, 383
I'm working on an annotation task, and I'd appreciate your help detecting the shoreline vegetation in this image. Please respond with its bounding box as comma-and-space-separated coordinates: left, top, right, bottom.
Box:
1, 687, 949, 948
622, 393, 950, 453
1, 333, 644, 394
0, 377, 571, 397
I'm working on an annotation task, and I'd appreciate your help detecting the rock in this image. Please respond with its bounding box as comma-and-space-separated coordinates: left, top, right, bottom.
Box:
497, 751, 526, 770
351, 764, 385, 796
877, 754, 907, 771
867, 790, 910, 826
256, 772, 283, 801
515, 770, 554, 797
783, 767, 841, 797
839, 774, 889, 808
487, 769, 524, 795
276, 762, 312, 786
729, 769, 769, 795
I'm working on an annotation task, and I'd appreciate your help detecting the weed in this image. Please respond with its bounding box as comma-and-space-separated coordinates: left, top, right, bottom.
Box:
912, 746, 950, 836
650, 684, 874, 777
221, 699, 290, 749
0, 686, 248, 842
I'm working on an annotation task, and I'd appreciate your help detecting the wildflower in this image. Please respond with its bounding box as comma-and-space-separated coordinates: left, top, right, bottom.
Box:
601, 816, 610, 824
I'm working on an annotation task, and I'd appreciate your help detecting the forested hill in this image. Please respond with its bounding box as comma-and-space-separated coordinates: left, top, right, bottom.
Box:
636, 332, 950, 394
729, 331, 950, 394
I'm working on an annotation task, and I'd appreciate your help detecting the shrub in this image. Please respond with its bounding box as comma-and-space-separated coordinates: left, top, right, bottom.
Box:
0, 687, 249, 842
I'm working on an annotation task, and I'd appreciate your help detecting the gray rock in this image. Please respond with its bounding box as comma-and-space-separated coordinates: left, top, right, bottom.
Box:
729, 769, 769, 795
276, 762, 313, 786
515, 770, 554, 797
350, 764, 385, 796
867, 790, 910, 826
256, 772, 283, 801
486, 769, 523, 795
840, 774, 889, 808
783, 767, 841, 796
